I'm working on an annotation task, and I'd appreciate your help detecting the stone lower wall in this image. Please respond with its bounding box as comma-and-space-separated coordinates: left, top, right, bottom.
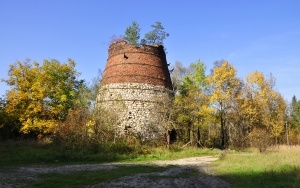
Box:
96, 82, 173, 140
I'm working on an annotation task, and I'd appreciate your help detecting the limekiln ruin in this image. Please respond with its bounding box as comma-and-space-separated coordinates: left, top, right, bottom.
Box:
96, 40, 173, 140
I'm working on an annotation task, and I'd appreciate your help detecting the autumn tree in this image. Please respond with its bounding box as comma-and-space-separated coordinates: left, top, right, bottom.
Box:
4, 59, 84, 137
207, 60, 242, 148
171, 59, 289, 149
242, 71, 287, 148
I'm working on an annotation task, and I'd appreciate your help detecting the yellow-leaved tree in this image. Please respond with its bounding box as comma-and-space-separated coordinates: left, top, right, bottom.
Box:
243, 71, 287, 148
4, 59, 84, 137
207, 60, 242, 148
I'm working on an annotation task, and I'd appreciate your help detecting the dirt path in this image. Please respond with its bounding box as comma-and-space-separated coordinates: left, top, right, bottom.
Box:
0, 156, 231, 188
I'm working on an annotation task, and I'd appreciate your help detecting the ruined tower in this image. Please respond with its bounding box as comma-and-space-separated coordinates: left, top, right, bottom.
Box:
96, 40, 173, 140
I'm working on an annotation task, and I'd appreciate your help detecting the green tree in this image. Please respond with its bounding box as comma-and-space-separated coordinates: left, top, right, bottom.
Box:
289, 95, 300, 144
174, 60, 210, 146
4, 59, 84, 136
0, 97, 21, 140
124, 21, 141, 45
143, 21, 169, 45
290, 95, 300, 128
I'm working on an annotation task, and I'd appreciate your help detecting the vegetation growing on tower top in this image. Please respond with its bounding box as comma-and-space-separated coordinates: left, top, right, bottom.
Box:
124, 21, 169, 47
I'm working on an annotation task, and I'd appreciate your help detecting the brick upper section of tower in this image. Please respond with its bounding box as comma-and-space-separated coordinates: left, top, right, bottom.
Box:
101, 40, 173, 90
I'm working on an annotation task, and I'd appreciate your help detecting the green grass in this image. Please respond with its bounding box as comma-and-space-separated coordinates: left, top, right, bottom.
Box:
30, 165, 169, 188
213, 146, 300, 188
0, 141, 219, 166
125, 146, 219, 162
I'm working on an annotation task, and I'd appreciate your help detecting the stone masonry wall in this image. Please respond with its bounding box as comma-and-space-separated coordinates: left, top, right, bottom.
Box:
97, 83, 173, 139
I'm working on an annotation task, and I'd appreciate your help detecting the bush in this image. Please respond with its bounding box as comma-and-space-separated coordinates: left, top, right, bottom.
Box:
248, 127, 271, 152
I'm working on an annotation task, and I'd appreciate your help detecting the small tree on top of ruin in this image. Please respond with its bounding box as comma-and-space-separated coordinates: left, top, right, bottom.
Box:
124, 21, 141, 45
143, 21, 170, 46
124, 21, 169, 47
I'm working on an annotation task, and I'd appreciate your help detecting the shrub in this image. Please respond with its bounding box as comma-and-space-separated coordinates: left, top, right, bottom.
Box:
248, 127, 271, 152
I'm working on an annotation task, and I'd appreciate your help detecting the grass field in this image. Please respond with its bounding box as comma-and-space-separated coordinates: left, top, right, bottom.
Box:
213, 146, 300, 188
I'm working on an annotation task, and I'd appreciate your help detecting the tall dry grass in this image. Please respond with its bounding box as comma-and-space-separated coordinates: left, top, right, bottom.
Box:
214, 145, 300, 188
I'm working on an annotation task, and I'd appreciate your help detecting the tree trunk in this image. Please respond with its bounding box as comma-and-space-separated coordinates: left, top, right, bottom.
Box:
166, 132, 170, 149
221, 115, 226, 149
286, 121, 289, 145
197, 127, 201, 147
187, 128, 190, 143
190, 128, 194, 146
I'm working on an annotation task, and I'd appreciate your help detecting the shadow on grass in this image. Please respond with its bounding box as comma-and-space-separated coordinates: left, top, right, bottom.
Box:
7, 164, 226, 188
0, 140, 220, 166
0, 140, 137, 166
218, 166, 300, 188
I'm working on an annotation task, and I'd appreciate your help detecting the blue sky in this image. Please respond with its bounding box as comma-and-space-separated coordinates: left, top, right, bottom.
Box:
1, 0, 300, 101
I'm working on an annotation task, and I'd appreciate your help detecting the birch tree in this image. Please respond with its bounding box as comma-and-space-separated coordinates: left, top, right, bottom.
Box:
207, 60, 242, 148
